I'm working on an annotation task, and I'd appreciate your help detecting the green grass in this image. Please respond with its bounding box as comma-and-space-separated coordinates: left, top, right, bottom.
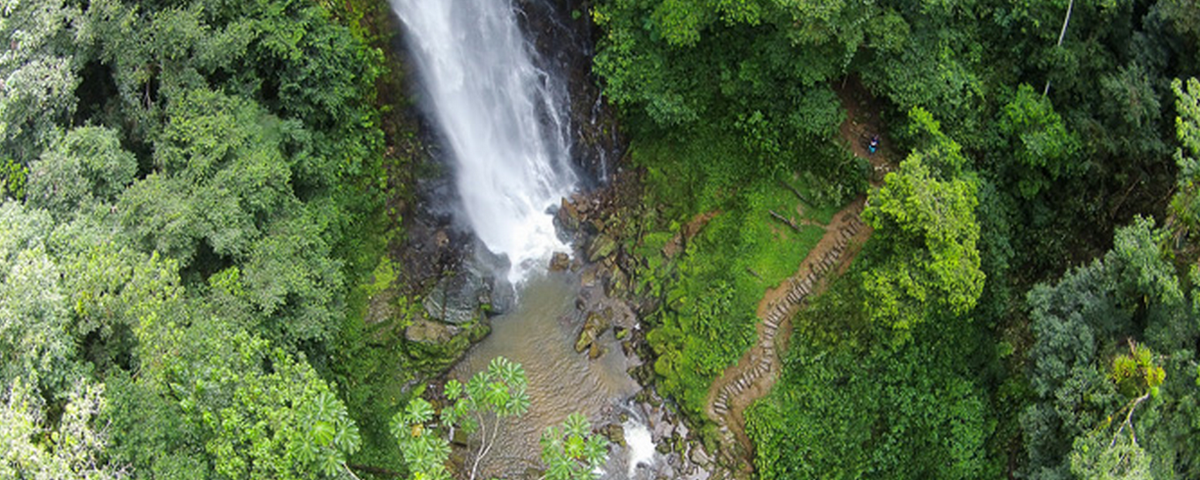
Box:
630, 126, 850, 422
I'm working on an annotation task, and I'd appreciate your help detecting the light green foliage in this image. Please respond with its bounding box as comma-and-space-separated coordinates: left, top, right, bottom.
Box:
392, 357, 530, 480
26, 127, 137, 219
114, 86, 347, 346
114, 314, 361, 480
0, 201, 76, 395
0, 0, 79, 163
862, 109, 983, 337
120, 88, 293, 265
1, 0, 390, 478
0, 157, 28, 199
540, 412, 609, 480
1070, 430, 1153, 480
1, 377, 124, 480
1171, 77, 1200, 238
642, 177, 826, 417
1110, 342, 1166, 399
391, 398, 451, 480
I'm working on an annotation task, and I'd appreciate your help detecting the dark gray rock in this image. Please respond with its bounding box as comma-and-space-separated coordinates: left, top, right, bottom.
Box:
422, 270, 490, 325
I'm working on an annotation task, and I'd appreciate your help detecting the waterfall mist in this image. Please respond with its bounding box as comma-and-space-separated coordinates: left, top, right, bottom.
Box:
391, 0, 577, 284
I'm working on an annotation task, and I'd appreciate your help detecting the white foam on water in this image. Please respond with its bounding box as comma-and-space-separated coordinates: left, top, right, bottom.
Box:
390, 0, 577, 284
623, 419, 656, 478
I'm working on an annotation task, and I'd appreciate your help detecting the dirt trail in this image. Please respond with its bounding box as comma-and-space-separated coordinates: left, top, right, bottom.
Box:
703, 200, 871, 472
703, 77, 892, 475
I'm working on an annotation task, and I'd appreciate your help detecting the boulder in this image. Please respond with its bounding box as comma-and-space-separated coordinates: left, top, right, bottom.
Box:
404, 318, 490, 374
555, 198, 582, 232
549, 252, 571, 272
606, 266, 629, 298
600, 423, 627, 447
586, 234, 618, 262
405, 318, 459, 344
574, 311, 612, 354
422, 270, 490, 325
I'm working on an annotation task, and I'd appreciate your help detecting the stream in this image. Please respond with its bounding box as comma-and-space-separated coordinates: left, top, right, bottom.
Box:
389, 0, 677, 478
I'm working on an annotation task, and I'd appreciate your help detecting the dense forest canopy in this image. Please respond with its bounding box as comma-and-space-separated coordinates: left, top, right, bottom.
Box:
2, 0, 385, 477
2, 0, 1200, 479
591, 0, 1200, 478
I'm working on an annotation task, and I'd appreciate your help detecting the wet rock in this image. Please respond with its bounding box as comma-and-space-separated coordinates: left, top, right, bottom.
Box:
549, 252, 571, 272
676, 422, 689, 439
600, 423, 627, 447
556, 198, 582, 232
588, 342, 606, 360
404, 318, 489, 374
606, 266, 629, 298
451, 427, 470, 447
574, 311, 612, 354
587, 234, 618, 262
627, 363, 654, 387
422, 270, 490, 325
615, 326, 629, 340
580, 266, 599, 287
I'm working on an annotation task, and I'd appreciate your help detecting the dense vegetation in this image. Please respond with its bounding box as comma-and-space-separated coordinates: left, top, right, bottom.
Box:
6, 0, 1200, 479
590, 0, 1200, 478
1, 0, 395, 477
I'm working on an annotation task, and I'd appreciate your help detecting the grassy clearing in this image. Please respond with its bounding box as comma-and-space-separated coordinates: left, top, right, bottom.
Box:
630, 127, 853, 421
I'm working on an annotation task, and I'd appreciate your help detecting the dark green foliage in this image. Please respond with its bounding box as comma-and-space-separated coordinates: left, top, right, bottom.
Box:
747, 271, 998, 480
1022, 217, 1199, 479
1, 0, 391, 477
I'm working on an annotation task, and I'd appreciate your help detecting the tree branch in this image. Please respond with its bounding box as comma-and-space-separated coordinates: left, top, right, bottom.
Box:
1044, 0, 1075, 96
778, 180, 813, 205
769, 210, 802, 233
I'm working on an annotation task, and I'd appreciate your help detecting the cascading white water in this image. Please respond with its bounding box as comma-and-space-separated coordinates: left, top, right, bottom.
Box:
391, 0, 577, 283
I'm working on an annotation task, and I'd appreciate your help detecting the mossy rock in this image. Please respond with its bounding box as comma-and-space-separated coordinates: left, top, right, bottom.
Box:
587, 234, 618, 262
403, 319, 490, 374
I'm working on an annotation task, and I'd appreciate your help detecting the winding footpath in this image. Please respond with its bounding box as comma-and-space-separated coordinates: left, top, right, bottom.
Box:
704, 199, 872, 473
701, 80, 893, 476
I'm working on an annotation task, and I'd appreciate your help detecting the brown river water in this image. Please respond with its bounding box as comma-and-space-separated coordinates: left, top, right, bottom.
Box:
450, 272, 652, 478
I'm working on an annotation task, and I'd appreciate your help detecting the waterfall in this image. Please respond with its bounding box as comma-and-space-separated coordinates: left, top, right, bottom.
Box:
391, 0, 577, 283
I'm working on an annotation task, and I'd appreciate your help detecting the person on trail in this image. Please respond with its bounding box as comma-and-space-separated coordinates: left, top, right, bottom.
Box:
868, 134, 879, 154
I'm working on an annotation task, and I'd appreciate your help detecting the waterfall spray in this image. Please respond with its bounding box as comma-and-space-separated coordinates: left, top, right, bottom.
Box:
391, 0, 577, 284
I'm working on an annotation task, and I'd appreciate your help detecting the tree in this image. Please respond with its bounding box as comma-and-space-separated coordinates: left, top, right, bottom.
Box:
1, 377, 126, 479
0, 201, 77, 396
1170, 77, 1200, 239
392, 356, 530, 480
108, 316, 362, 480
25, 126, 137, 220
390, 397, 452, 480
996, 84, 1081, 198
1022, 217, 1196, 479
861, 108, 983, 338
391, 358, 609, 480
0, 0, 79, 163
539, 413, 609, 480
